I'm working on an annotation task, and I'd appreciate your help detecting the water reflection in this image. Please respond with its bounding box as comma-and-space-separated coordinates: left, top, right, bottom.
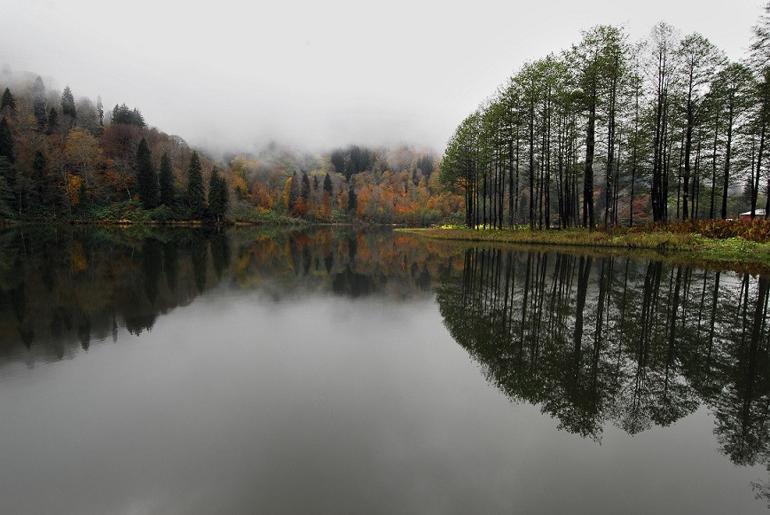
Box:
1, 227, 770, 511
437, 247, 770, 503
0, 226, 458, 362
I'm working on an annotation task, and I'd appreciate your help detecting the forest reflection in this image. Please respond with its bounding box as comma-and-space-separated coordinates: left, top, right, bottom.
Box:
437, 247, 770, 501
0, 226, 460, 363
3, 227, 770, 503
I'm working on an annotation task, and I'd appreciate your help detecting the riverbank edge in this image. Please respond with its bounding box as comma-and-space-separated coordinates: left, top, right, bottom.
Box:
398, 227, 770, 272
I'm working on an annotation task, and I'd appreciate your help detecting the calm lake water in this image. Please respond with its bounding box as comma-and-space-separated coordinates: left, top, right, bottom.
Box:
0, 226, 769, 514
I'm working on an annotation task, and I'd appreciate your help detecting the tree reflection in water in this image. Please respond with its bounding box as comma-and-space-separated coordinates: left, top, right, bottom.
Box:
438, 247, 770, 503
2, 227, 770, 504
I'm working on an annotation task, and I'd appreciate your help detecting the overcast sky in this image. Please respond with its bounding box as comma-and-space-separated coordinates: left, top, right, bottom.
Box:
0, 0, 765, 154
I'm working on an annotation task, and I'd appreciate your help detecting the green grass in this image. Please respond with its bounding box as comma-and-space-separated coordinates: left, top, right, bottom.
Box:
399, 226, 770, 272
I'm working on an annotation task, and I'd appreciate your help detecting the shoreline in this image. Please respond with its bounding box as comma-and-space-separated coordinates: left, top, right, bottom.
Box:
398, 227, 770, 273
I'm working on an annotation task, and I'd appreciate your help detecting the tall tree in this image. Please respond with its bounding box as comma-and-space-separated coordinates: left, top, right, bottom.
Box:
677, 33, 724, 219
712, 63, 754, 219
0, 116, 14, 164
135, 138, 158, 209
186, 151, 205, 217
61, 86, 76, 120
158, 152, 175, 207
32, 77, 46, 129
208, 167, 228, 223
323, 173, 333, 195
1, 88, 15, 115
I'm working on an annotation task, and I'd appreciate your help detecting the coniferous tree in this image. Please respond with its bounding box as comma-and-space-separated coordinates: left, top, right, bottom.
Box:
1, 88, 15, 114
158, 152, 175, 207
0, 157, 11, 217
46, 108, 58, 135
288, 171, 300, 213
0, 116, 14, 164
32, 77, 46, 129
323, 173, 333, 194
135, 138, 158, 209
31, 150, 46, 212
96, 96, 104, 132
301, 171, 311, 202
208, 167, 228, 222
186, 151, 205, 217
61, 86, 76, 119
348, 183, 357, 213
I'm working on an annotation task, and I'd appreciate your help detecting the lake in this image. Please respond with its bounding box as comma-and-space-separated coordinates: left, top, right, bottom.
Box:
0, 226, 768, 514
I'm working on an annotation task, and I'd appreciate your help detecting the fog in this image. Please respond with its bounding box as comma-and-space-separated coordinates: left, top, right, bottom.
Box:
0, 0, 763, 154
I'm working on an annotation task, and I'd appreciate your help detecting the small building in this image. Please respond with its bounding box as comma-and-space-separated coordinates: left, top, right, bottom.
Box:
739, 209, 766, 221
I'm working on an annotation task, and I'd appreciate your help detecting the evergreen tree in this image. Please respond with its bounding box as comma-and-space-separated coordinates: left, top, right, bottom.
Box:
96, 96, 104, 132
348, 183, 357, 213
135, 138, 158, 209
313, 175, 319, 191
1, 88, 15, 114
288, 171, 299, 212
208, 167, 228, 222
0, 157, 11, 217
158, 152, 175, 207
46, 108, 58, 135
186, 151, 205, 217
61, 86, 76, 119
323, 173, 333, 194
0, 116, 14, 163
31, 150, 46, 211
32, 76, 47, 129
301, 171, 311, 201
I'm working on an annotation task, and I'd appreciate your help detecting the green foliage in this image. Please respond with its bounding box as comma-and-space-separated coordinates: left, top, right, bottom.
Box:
207, 167, 228, 221
111, 103, 145, 127
323, 173, 333, 194
135, 138, 158, 209
0, 117, 13, 163
158, 152, 175, 207
60, 86, 76, 119
46, 108, 58, 134
1, 88, 15, 113
186, 151, 205, 217
347, 183, 357, 213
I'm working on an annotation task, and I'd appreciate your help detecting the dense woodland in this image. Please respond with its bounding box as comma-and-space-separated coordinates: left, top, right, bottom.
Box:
0, 71, 460, 225
441, 3, 770, 229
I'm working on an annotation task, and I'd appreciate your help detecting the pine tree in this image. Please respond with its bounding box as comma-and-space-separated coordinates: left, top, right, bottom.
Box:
61, 86, 76, 119
288, 171, 299, 212
0, 117, 13, 164
186, 151, 205, 217
313, 175, 319, 191
46, 108, 58, 135
1, 88, 15, 114
301, 171, 311, 201
0, 157, 11, 217
348, 183, 357, 213
323, 173, 333, 194
135, 138, 158, 209
31, 150, 46, 212
208, 167, 228, 222
158, 152, 175, 207
96, 96, 104, 131
32, 77, 46, 129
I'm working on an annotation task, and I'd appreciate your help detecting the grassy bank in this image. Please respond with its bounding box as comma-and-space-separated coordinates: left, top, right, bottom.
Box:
399, 226, 770, 272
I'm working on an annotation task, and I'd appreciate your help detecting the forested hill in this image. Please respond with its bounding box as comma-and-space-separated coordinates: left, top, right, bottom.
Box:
0, 71, 462, 225
440, 4, 770, 230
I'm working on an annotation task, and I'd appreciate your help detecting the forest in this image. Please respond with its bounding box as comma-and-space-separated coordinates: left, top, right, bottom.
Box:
440, 4, 770, 229
0, 73, 461, 226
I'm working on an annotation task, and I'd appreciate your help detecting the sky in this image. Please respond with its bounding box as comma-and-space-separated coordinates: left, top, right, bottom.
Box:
0, 0, 765, 154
